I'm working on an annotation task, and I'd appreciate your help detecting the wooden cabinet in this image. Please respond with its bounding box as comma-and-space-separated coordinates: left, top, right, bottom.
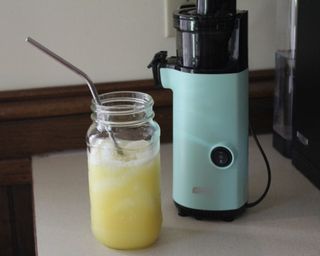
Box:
0, 159, 35, 256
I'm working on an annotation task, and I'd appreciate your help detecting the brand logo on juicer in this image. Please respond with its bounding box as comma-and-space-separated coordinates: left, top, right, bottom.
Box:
192, 186, 212, 195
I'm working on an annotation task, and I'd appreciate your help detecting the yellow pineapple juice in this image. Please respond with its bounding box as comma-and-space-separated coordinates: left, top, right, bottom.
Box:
87, 139, 162, 249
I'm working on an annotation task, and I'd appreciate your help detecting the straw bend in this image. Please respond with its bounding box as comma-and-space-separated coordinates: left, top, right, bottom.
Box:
25, 36, 101, 105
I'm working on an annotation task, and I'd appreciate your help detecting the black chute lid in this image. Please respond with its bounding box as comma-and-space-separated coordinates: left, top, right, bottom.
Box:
197, 0, 236, 16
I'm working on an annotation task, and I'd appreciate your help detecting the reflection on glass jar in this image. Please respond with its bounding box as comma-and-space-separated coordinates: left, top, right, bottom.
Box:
86, 91, 162, 250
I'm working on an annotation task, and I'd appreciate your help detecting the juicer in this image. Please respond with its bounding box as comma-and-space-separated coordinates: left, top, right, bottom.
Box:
149, 0, 249, 220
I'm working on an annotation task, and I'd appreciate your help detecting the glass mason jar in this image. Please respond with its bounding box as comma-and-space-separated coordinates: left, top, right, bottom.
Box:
86, 91, 162, 250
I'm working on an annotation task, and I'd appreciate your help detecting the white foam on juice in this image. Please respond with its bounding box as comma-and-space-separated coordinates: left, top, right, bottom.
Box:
88, 138, 158, 168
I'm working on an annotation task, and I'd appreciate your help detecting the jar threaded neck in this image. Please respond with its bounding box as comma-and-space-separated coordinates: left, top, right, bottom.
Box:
91, 91, 155, 127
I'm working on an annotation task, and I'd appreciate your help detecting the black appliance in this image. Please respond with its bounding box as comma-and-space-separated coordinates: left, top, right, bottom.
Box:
292, 0, 320, 189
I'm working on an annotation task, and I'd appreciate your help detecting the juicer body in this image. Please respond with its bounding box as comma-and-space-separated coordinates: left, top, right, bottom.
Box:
161, 68, 248, 219
148, 2, 248, 220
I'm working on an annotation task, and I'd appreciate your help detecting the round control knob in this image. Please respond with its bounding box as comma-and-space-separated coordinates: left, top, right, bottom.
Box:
211, 147, 233, 168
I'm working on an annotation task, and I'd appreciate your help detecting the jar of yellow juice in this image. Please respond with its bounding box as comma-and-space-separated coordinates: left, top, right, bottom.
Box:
86, 91, 162, 250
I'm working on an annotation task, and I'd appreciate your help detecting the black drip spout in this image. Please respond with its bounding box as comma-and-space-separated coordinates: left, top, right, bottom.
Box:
197, 0, 236, 16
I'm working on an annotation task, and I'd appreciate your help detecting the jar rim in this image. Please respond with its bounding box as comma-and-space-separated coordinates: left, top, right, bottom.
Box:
90, 91, 155, 126
91, 91, 154, 114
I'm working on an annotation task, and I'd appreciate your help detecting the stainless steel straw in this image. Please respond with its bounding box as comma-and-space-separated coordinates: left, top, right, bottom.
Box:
26, 37, 123, 155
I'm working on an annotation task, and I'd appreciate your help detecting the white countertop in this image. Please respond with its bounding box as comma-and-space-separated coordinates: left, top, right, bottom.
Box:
33, 134, 320, 256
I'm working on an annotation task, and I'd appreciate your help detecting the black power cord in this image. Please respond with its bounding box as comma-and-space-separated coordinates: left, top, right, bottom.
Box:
246, 122, 272, 208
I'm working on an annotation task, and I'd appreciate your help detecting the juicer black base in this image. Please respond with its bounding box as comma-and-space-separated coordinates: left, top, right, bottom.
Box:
174, 201, 246, 222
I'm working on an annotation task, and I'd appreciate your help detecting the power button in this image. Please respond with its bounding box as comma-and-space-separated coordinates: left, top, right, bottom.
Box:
210, 147, 233, 168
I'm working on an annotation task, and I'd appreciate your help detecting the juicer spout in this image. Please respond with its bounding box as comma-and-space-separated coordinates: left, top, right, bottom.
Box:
148, 51, 168, 88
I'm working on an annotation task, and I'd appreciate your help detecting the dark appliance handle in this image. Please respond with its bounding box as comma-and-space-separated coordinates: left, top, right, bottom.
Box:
147, 51, 168, 88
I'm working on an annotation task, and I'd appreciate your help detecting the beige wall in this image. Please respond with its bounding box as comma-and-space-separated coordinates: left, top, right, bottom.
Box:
0, 0, 276, 91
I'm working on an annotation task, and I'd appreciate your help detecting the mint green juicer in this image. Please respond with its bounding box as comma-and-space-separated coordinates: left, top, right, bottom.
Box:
149, 0, 248, 221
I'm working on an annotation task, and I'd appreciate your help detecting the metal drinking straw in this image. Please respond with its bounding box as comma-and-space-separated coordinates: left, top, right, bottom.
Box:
26, 37, 123, 155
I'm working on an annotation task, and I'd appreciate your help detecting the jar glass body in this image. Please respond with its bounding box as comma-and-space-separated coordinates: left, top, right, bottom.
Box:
86, 91, 161, 249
